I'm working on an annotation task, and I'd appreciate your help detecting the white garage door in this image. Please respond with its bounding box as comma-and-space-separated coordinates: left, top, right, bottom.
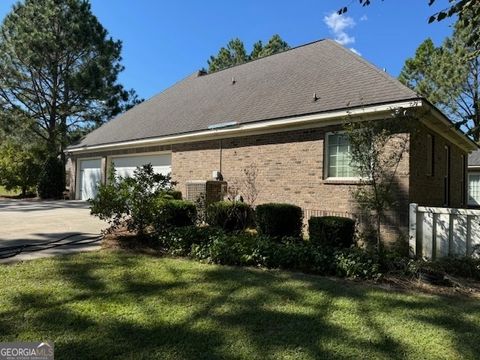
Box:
79, 159, 102, 201
111, 153, 172, 179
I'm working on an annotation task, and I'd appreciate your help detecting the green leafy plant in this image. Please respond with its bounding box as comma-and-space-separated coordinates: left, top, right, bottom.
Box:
309, 216, 356, 248
0, 138, 42, 197
89, 164, 175, 236
154, 199, 197, 231
334, 247, 382, 280
255, 203, 303, 239
344, 116, 415, 252
160, 226, 222, 257
206, 201, 254, 232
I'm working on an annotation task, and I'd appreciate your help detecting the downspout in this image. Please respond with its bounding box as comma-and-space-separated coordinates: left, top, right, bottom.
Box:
219, 139, 223, 175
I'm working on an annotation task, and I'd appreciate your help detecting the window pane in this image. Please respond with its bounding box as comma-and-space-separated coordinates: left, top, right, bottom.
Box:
469, 174, 480, 205
327, 134, 358, 178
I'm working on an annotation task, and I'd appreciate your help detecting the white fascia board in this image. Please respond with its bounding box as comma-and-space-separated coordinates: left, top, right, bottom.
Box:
67, 100, 423, 154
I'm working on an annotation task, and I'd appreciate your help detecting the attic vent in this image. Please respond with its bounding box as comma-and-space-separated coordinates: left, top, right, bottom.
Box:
207, 121, 239, 130
232, 77, 236, 84
313, 92, 319, 101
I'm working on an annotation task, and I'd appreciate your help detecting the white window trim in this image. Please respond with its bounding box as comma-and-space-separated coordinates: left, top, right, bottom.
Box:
324, 131, 362, 181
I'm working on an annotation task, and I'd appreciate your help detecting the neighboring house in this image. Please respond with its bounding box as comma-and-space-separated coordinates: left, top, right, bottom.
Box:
468, 149, 480, 207
66, 39, 477, 243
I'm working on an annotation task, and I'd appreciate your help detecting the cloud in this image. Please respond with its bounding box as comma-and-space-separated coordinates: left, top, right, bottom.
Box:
349, 48, 361, 56
323, 12, 356, 46
360, 15, 368, 21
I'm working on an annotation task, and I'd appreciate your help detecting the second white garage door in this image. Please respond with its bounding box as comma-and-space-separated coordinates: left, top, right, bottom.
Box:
111, 153, 172, 178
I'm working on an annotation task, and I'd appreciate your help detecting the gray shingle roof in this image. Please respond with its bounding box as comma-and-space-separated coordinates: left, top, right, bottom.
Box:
469, 149, 480, 166
70, 39, 419, 149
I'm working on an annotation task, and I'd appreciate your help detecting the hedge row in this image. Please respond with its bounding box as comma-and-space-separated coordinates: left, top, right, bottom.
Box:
160, 198, 356, 248
156, 226, 381, 279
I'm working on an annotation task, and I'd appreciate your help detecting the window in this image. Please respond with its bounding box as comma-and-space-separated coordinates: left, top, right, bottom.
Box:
326, 133, 359, 179
426, 134, 434, 176
469, 173, 480, 206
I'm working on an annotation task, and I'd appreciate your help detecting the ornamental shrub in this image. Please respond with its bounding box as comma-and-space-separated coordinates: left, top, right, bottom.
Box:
158, 225, 220, 256
160, 190, 182, 200
206, 201, 254, 232
308, 216, 355, 248
89, 164, 175, 235
334, 247, 381, 279
255, 203, 303, 238
154, 199, 196, 230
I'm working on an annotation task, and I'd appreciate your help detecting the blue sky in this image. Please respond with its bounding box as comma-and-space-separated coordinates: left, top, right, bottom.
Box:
0, 0, 456, 100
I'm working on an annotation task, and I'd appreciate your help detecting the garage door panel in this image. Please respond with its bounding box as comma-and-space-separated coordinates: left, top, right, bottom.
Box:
111, 154, 172, 179
79, 159, 102, 201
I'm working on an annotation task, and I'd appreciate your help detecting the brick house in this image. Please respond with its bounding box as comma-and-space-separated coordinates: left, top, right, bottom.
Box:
66, 39, 476, 242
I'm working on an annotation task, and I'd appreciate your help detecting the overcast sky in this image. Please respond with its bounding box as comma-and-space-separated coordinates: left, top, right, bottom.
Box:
0, 0, 456, 100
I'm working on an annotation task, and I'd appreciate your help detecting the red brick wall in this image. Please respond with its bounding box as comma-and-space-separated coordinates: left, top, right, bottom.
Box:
171, 126, 411, 243
172, 127, 367, 213
69, 122, 468, 244
409, 125, 467, 208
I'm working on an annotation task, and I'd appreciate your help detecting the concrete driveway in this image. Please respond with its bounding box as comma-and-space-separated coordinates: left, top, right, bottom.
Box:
0, 199, 106, 263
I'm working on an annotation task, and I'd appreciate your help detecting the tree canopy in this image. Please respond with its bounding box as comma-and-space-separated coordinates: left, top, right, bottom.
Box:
0, 0, 141, 155
207, 35, 290, 73
0, 0, 142, 198
399, 16, 479, 140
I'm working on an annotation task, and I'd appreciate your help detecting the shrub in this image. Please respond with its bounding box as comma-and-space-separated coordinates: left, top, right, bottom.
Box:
255, 203, 303, 238
89, 164, 175, 235
196, 232, 259, 265
160, 190, 182, 200
155, 222, 380, 279
154, 199, 196, 231
409, 257, 480, 281
37, 156, 65, 199
206, 201, 253, 232
159, 226, 221, 256
334, 247, 381, 279
309, 216, 355, 248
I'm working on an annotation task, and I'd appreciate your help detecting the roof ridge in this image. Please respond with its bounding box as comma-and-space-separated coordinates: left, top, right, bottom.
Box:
203, 38, 326, 76
325, 40, 418, 97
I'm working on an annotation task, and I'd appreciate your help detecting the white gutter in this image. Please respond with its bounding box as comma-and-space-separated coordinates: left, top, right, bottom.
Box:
68, 100, 424, 154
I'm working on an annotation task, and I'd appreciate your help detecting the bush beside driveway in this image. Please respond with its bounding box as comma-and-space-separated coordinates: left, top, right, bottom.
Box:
0, 251, 479, 360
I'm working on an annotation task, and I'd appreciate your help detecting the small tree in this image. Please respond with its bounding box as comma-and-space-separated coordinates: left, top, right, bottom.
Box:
239, 163, 260, 206
89, 164, 175, 236
0, 139, 42, 196
344, 108, 417, 252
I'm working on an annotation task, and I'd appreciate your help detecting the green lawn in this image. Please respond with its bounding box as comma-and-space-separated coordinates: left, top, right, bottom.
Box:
1, 251, 479, 359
